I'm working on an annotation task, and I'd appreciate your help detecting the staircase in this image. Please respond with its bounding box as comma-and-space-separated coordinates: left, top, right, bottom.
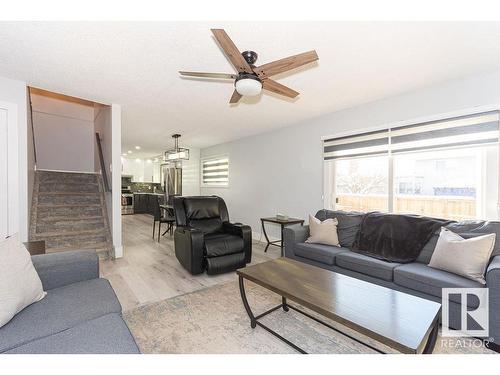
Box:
29, 170, 113, 259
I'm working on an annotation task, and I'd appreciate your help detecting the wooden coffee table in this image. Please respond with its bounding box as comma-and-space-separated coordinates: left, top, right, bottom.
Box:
237, 258, 441, 354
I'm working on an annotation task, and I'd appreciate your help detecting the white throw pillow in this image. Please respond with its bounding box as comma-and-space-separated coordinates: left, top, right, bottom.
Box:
305, 215, 340, 247
428, 227, 495, 284
0, 234, 46, 328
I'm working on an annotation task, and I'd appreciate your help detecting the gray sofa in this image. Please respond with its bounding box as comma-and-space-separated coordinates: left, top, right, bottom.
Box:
284, 209, 500, 349
0, 250, 140, 354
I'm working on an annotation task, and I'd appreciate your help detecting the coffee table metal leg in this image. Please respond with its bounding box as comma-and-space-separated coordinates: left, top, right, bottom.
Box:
422, 317, 439, 354
239, 276, 257, 328
280, 225, 284, 257
282, 296, 289, 312
261, 220, 271, 252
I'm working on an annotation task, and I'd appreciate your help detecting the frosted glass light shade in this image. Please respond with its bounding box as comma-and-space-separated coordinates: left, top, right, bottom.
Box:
235, 78, 262, 96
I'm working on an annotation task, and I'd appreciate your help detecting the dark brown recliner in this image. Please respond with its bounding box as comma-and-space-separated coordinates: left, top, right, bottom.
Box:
173, 196, 252, 275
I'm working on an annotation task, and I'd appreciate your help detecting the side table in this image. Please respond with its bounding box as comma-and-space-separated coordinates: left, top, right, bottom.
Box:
260, 217, 304, 257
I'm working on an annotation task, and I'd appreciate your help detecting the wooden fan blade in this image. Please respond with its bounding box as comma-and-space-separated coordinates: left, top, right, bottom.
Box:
229, 90, 242, 104
179, 71, 237, 79
211, 29, 253, 74
254, 50, 318, 79
262, 79, 299, 98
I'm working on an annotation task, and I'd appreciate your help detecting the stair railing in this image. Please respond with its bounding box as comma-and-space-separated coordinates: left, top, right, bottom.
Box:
28, 88, 37, 168
95, 132, 111, 192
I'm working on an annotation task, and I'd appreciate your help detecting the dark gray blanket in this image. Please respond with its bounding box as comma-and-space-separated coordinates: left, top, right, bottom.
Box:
353, 212, 452, 263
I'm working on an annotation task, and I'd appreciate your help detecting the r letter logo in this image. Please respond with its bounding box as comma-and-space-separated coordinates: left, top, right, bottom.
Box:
442, 288, 489, 338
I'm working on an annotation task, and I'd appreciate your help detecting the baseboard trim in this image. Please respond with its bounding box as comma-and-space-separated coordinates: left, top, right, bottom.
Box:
113, 245, 123, 259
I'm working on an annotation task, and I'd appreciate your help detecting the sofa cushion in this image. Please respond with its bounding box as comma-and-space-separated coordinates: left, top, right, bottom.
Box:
0, 234, 46, 329
315, 210, 364, 248
417, 220, 500, 263
4, 313, 139, 354
184, 196, 221, 219
204, 234, 244, 257
429, 228, 495, 284
335, 252, 401, 281
206, 252, 246, 275
416, 229, 441, 264
0, 278, 121, 353
306, 215, 340, 246
445, 220, 500, 257
394, 263, 484, 307
189, 218, 223, 234
294, 242, 349, 265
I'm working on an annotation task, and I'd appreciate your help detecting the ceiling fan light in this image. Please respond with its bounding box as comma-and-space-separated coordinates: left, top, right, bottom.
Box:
235, 78, 262, 97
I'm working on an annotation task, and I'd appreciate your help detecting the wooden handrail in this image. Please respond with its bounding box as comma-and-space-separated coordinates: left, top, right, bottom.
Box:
27, 88, 37, 166
95, 132, 111, 192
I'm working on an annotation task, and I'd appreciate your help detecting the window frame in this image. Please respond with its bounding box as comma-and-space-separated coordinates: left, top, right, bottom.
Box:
200, 154, 230, 188
322, 106, 500, 220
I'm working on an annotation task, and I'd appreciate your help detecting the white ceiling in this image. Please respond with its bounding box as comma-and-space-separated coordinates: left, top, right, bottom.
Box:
1, 21, 500, 157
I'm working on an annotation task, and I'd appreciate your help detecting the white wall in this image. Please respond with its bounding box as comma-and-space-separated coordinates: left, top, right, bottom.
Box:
0, 107, 9, 239
201, 69, 500, 238
182, 147, 200, 196
0, 76, 28, 241
31, 94, 95, 172
111, 104, 123, 258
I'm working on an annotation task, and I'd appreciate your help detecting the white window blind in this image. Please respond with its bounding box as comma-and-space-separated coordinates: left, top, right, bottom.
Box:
201, 156, 229, 186
323, 110, 500, 160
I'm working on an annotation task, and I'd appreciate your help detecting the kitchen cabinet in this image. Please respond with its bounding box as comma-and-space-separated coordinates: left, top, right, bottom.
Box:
152, 160, 161, 183
122, 157, 162, 183
133, 193, 165, 214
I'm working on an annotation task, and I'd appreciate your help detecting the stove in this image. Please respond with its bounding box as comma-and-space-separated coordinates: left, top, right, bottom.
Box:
121, 188, 134, 215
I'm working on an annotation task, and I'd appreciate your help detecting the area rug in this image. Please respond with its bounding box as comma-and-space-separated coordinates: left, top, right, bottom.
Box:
123, 281, 494, 354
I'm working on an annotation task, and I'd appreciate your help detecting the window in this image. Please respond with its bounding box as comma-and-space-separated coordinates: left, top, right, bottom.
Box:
323, 110, 500, 221
328, 156, 389, 212
393, 148, 493, 220
201, 156, 229, 187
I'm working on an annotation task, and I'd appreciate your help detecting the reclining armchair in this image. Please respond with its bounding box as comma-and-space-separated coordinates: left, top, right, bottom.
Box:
173, 196, 252, 275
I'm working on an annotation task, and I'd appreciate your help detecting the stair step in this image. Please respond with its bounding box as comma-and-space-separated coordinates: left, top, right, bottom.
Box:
38, 193, 101, 206
37, 215, 104, 223
32, 230, 109, 250
38, 192, 100, 196
38, 182, 99, 193
31, 171, 112, 258
36, 217, 105, 233
32, 228, 106, 238
39, 171, 98, 181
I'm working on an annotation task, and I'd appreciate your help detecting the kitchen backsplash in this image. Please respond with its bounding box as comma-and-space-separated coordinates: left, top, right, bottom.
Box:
129, 182, 163, 193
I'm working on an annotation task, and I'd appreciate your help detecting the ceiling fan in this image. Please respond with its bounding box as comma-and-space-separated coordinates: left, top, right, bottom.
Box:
179, 29, 319, 103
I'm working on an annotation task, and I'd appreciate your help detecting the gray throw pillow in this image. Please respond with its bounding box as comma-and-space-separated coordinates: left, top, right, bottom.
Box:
418, 220, 500, 263
314, 210, 364, 248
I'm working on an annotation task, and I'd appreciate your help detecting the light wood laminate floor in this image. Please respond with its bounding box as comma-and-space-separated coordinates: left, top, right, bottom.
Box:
100, 214, 279, 311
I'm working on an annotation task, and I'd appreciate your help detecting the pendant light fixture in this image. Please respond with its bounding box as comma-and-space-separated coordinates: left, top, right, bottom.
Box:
164, 134, 190, 161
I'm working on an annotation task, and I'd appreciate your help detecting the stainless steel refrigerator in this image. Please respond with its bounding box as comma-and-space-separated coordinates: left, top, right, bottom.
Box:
161, 163, 182, 204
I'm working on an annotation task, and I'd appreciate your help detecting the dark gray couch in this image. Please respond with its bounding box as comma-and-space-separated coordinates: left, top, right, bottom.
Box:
0, 250, 140, 354
284, 210, 500, 348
